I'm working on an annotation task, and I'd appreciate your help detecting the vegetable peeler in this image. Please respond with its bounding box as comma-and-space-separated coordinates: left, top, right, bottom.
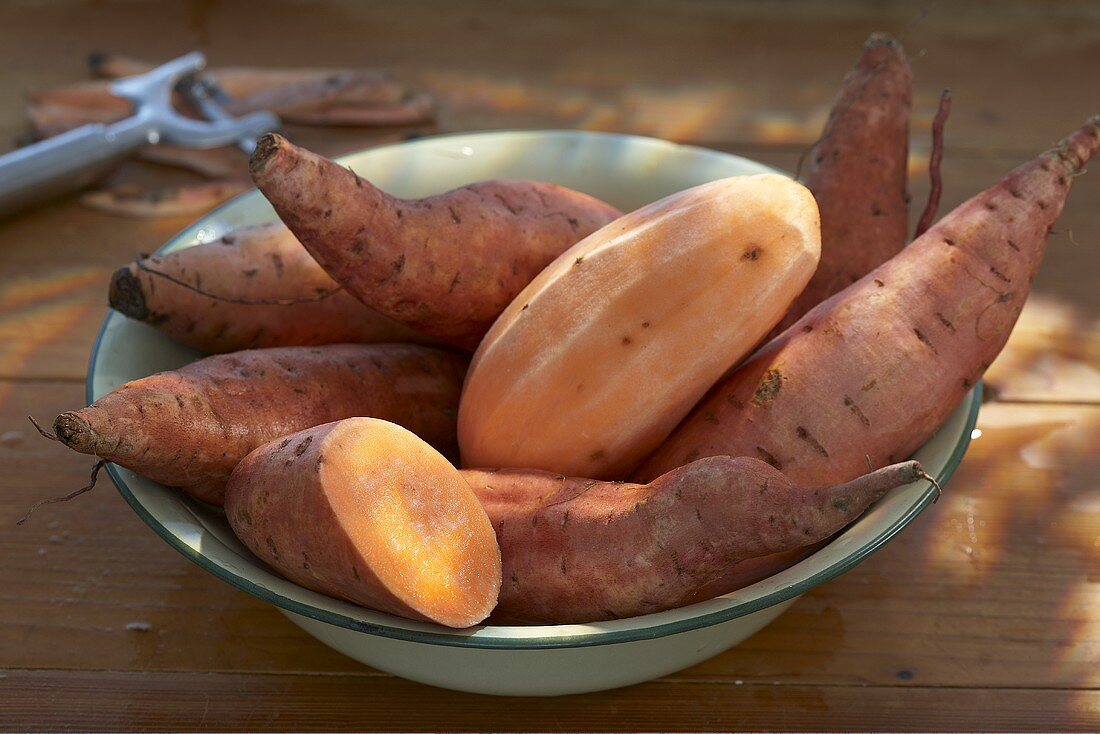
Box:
0, 52, 279, 218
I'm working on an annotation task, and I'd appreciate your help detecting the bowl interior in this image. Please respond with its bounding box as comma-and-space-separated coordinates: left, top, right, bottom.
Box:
90, 129, 979, 649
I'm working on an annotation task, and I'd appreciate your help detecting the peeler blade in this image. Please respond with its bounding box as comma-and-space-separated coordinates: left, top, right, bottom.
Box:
177, 76, 279, 154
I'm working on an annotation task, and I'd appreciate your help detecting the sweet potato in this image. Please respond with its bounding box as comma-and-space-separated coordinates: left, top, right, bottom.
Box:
87, 56, 377, 99
249, 133, 623, 350
226, 418, 500, 628
26, 100, 126, 139
109, 223, 434, 353
636, 119, 1100, 486
768, 33, 912, 337
53, 344, 467, 505
459, 174, 821, 479
86, 52, 152, 79
464, 458, 927, 624
44, 61, 435, 130
27, 80, 130, 116
277, 100, 434, 127
137, 145, 247, 179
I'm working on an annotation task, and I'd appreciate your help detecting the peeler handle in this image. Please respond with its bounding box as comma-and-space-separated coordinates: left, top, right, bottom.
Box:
0, 119, 151, 218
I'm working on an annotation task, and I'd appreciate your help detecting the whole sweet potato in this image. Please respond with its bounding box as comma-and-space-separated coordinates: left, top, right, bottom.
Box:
768, 33, 912, 337
464, 458, 927, 624
54, 344, 467, 504
250, 133, 622, 350
227, 418, 500, 628
110, 223, 433, 353
637, 119, 1100, 486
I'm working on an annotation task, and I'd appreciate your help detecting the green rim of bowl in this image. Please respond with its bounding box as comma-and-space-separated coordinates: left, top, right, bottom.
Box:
88, 129, 982, 650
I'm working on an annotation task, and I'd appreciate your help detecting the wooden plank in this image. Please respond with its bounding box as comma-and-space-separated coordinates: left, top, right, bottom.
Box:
1, 669, 1098, 732
1, 1, 1097, 154
4, 380, 1098, 690
0, 380, 366, 675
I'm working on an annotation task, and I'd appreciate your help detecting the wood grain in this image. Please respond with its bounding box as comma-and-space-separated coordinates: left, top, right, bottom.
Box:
1, 0, 1097, 730
2, 669, 1098, 732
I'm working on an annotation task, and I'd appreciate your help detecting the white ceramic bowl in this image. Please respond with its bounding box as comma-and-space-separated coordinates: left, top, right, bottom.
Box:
90, 130, 980, 697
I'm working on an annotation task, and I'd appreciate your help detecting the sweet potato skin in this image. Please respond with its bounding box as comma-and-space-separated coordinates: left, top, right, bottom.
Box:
250, 133, 622, 350
463, 458, 924, 624
36, 64, 434, 135
770, 33, 912, 337
636, 119, 1100, 486
226, 418, 500, 628
110, 223, 433, 353
54, 344, 467, 504
459, 174, 821, 479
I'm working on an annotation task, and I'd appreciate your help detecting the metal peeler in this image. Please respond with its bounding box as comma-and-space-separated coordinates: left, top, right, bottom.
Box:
0, 52, 279, 218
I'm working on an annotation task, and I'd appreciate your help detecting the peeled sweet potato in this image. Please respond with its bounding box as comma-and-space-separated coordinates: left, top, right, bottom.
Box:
636, 119, 1100, 486
53, 344, 467, 504
249, 133, 623, 350
226, 418, 500, 628
464, 458, 927, 624
768, 33, 912, 337
459, 174, 821, 479
110, 223, 433, 353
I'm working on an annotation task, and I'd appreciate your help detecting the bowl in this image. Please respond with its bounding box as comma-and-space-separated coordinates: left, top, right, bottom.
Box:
89, 129, 980, 697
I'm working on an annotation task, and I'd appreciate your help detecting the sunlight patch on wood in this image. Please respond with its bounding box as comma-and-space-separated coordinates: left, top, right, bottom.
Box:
0, 298, 96, 399
985, 294, 1100, 403
0, 267, 108, 312
922, 405, 1099, 587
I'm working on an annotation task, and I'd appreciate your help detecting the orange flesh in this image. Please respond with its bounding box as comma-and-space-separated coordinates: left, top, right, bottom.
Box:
459, 174, 821, 479
320, 419, 500, 627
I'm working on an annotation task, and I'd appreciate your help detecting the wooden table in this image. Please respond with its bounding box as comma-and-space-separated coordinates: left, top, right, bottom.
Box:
2, 1, 1098, 730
